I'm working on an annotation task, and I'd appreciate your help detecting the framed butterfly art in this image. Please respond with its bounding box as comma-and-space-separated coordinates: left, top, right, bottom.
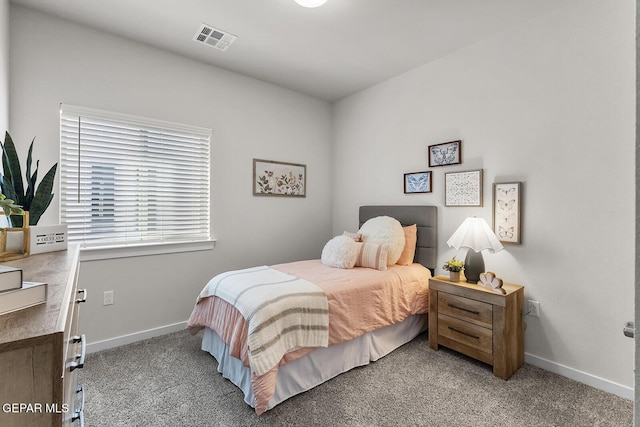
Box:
493, 182, 522, 244
428, 140, 461, 167
404, 171, 432, 194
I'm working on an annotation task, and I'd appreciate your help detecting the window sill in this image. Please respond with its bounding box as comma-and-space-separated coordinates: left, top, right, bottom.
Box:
78, 239, 216, 262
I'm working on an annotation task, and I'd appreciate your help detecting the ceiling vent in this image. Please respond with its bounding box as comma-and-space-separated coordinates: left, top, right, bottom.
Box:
193, 24, 237, 51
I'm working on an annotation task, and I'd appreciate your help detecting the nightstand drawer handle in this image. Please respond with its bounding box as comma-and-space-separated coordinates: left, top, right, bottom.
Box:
448, 303, 480, 315
448, 326, 480, 340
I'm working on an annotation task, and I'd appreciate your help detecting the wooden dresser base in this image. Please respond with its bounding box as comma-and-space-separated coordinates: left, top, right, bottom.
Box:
0, 247, 84, 426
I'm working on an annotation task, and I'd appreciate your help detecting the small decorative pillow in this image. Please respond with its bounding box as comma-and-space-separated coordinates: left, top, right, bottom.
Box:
396, 224, 417, 266
342, 231, 363, 242
358, 216, 405, 265
321, 235, 359, 269
354, 242, 388, 271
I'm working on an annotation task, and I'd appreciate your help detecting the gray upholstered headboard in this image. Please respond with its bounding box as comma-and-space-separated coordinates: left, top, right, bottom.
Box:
359, 205, 437, 275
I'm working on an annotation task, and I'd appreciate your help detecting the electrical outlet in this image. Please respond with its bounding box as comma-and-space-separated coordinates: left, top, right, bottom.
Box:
528, 300, 540, 317
103, 290, 114, 306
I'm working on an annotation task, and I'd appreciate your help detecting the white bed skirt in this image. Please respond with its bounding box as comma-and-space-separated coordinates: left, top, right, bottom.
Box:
201, 313, 428, 411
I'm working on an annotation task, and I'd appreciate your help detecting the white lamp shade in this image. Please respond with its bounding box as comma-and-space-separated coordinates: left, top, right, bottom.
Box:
446, 217, 504, 253
295, 0, 327, 7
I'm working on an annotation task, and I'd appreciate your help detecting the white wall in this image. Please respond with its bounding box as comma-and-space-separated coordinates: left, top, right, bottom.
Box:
9, 6, 333, 345
7, 0, 635, 400
333, 0, 635, 396
0, 0, 8, 132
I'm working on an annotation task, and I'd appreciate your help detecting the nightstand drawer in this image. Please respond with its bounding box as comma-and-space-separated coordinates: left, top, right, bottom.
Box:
438, 293, 493, 329
438, 313, 493, 354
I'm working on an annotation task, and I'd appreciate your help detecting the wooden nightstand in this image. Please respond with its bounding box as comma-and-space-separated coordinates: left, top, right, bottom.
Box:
428, 275, 524, 380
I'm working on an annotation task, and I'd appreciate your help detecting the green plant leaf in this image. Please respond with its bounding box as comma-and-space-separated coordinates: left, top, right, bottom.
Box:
1, 175, 18, 203
25, 139, 33, 187
0, 196, 23, 217
29, 163, 57, 225
25, 141, 37, 203
1, 132, 25, 204
28, 193, 53, 225
25, 159, 39, 205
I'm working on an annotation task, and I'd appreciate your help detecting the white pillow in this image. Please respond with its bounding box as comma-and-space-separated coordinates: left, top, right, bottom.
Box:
321, 235, 359, 269
358, 216, 405, 265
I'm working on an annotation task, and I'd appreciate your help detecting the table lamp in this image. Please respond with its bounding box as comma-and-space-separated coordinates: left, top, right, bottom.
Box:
446, 217, 504, 283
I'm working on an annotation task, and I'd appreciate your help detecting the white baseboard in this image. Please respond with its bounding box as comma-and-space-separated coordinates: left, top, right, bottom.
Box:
86, 321, 188, 354
525, 353, 633, 400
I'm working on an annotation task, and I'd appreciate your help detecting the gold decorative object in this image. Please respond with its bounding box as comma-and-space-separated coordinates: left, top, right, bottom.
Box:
0, 211, 30, 262
478, 271, 505, 294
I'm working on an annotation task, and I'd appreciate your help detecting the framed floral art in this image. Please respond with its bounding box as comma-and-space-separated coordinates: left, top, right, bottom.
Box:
253, 159, 306, 197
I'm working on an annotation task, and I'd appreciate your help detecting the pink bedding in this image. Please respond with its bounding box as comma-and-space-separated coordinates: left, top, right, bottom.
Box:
187, 259, 431, 414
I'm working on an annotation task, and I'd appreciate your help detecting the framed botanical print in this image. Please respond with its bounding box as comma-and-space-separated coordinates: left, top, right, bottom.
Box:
253, 159, 306, 197
493, 182, 522, 244
428, 140, 461, 167
404, 171, 432, 194
445, 169, 483, 207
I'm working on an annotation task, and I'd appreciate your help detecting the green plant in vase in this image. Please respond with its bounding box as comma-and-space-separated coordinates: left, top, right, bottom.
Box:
0, 194, 24, 216
443, 256, 465, 272
443, 256, 465, 281
0, 193, 25, 231
0, 131, 57, 227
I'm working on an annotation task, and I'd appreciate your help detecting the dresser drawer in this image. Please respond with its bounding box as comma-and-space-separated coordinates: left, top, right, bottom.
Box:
438, 292, 492, 329
438, 313, 493, 354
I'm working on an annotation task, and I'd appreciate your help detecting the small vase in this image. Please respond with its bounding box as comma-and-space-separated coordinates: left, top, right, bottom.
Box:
449, 271, 460, 282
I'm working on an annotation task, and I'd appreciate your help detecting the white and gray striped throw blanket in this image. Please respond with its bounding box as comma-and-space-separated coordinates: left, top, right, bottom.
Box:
197, 265, 329, 376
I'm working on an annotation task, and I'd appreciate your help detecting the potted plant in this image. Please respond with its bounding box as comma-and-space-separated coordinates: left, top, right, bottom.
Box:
0, 194, 24, 216
0, 193, 29, 260
443, 256, 464, 282
0, 132, 57, 227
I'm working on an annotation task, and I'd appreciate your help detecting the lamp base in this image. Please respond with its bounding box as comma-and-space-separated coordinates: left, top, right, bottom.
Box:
464, 250, 485, 283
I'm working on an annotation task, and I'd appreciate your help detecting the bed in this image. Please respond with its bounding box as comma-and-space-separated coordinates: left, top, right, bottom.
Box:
187, 205, 437, 414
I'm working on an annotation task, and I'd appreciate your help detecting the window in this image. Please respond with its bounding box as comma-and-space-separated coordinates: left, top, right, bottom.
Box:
60, 104, 211, 251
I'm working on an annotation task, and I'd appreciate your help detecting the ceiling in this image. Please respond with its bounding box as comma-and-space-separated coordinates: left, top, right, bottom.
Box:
10, 0, 575, 102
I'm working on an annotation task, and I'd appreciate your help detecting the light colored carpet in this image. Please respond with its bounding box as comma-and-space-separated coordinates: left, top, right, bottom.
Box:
79, 330, 632, 426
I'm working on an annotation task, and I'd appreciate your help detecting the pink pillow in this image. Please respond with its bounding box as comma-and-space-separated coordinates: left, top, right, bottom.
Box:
396, 224, 417, 266
355, 242, 388, 271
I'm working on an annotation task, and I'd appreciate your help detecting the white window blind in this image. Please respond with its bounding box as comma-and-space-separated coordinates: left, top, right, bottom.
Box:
60, 104, 211, 248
